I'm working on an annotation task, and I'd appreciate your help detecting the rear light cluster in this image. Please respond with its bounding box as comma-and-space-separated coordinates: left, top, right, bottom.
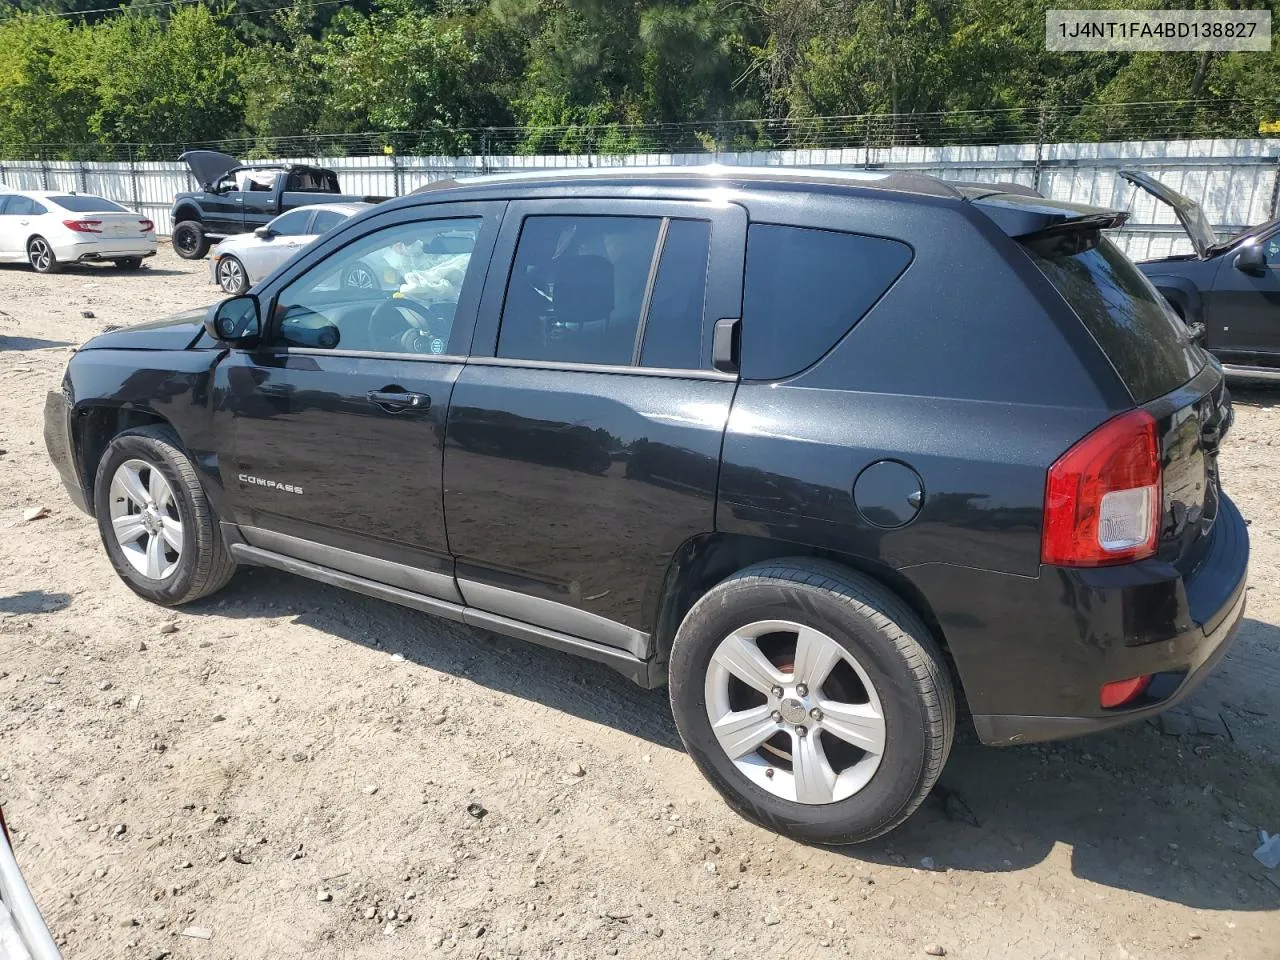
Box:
1042, 409, 1162, 567
63, 219, 102, 233
139, 218, 155, 232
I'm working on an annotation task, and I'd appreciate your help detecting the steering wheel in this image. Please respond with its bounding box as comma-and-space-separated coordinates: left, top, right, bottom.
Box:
367, 298, 457, 354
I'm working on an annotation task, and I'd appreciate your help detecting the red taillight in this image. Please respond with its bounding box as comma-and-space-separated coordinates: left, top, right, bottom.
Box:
1100, 674, 1152, 709
1042, 409, 1161, 567
63, 219, 102, 233
139, 218, 155, 232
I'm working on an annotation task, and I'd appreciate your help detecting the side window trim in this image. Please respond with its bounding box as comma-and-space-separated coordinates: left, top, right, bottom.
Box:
473, 197, 746, 371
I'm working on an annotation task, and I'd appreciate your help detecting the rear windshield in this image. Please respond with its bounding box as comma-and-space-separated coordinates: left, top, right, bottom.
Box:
1024, 232, 1203, 403
50, 195, 127, 213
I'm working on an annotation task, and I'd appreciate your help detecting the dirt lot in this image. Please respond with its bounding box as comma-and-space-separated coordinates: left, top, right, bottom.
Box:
1, 249, 1278, 960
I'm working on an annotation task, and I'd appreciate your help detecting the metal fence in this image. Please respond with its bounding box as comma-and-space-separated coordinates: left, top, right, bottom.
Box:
2, 137, 1277, 257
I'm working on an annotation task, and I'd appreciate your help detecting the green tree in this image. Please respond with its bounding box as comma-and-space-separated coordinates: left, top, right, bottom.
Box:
0, 14, 94, 151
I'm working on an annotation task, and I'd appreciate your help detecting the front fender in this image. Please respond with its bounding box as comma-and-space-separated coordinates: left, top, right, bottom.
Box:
1146, 273, 1204, 324
61, 347, 229, 517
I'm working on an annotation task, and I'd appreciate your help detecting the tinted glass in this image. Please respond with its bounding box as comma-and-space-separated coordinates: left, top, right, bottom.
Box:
741, 224, 913, 380
5, 196, 34, 216
1025, 233, 1202, 402
50, 195, 127, 213
273, 217, 481, 354
270, 209, 313, 236
311, 209, 349, 235
499, 215, 660, 365
0, 196, 9, 214
1263, 234, 1280, 263
640, 219, 712, 369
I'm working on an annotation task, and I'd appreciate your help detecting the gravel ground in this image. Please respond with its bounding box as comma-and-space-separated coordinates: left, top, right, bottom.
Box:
0, 249, 1278, 960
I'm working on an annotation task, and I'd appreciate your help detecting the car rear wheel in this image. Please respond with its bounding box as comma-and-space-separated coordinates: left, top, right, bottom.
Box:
668, 559, 954, 844
216, 255, 249, 294
172, 221, 210, 260
93, 425, 236, 605
113, 257, 144, 271
27, 236, 60, 274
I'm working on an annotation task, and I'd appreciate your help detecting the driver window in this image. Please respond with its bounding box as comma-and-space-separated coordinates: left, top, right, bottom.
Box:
272, 217, 481, 354
1263, 235, 1279, 264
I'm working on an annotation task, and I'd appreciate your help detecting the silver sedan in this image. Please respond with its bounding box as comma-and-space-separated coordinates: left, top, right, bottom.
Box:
209, 202, 371, 294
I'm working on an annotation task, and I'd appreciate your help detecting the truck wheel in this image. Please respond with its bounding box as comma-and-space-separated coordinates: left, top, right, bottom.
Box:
668, 559, 954, 844
93, 425, 236, 605
172, 221, 210, 260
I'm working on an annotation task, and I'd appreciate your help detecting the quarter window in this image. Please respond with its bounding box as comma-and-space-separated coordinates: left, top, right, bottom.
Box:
272, 217, 481, 355
311, 209, 349, 235
741, 224, 912, 380
498, 214, 712, 369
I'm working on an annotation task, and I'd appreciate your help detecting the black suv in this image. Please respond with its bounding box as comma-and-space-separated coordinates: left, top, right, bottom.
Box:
44, 168, 1249, 843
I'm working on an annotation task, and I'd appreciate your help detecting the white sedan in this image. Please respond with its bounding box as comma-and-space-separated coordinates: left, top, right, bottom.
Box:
0, 190, 156, 273
210, 202, 370, 294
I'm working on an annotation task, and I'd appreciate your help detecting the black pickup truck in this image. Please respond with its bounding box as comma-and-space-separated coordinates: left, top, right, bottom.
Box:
169, 150, 383, 260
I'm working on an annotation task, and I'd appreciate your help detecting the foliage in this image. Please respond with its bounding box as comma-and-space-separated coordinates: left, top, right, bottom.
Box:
1, 0, 1278, 159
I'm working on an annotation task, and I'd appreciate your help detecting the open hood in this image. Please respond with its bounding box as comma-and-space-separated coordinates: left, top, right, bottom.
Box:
179, 150, 240, 190
1118, 169, 1218, 259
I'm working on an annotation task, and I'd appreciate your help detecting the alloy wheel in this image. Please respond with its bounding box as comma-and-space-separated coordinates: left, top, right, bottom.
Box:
343, 265, 375, 289
703, 620, 886, 804
218, 258, 245, 293
28, 239, 52, 272
108, 458, 184, 580
175, 228, 196, 255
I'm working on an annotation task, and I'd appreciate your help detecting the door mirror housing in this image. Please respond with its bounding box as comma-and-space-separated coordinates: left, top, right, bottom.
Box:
1233, 242, 1267, 276
205, 295, 262, 345
254, 226, 274, 240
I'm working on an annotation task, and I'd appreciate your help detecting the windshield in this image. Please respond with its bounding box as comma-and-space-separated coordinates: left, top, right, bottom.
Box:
1219, 216, 1280, 251
1025, 230, 1204, 403
50, 195, 128, 213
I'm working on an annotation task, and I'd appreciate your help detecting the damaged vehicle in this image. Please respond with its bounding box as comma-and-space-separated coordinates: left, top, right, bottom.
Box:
170, 151, 384, 261
1120, 169, 1280, 381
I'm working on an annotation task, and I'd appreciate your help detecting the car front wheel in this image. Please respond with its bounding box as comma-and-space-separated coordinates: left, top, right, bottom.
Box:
668, 559, 955, 844
93, 425, 236, 605
216, 255, 249, 294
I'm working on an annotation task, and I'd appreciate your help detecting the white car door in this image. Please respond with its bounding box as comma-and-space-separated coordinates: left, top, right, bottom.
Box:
0, 196, 26, 260
258, 208, 315, 275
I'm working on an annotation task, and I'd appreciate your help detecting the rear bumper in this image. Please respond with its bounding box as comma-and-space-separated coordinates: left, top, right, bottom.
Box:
53, 238, 157, 262
43, 388, 90, 515
908, 492, 1250, 746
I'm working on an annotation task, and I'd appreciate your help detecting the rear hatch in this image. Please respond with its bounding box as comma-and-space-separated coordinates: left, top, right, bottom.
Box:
1020, 221, 1230, 580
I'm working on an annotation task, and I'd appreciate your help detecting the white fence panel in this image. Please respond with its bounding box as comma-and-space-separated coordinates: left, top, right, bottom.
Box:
1, 138, 1276, 249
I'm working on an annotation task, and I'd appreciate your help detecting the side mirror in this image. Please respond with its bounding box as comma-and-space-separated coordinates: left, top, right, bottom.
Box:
254, 226, 273, 240
205, 295, 261, 345
1233, 243, 1267, 276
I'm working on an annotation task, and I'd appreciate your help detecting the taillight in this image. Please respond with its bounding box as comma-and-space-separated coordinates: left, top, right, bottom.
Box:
139, 218, 155, 232
63, 219, 102, 233
1100, 674, 1152, 709
1042, 409, 1161, 567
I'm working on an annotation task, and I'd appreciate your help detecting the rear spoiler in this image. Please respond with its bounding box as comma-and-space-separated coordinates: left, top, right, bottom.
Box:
969, 193, 1129, 239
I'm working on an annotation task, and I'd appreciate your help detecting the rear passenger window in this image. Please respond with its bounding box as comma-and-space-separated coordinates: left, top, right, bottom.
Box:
741, 224, 912, 380
640, 219, 712, 369
499, 216, 660, 366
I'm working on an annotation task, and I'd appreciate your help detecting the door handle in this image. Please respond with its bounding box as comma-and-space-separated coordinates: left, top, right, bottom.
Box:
367, 388, 430, 412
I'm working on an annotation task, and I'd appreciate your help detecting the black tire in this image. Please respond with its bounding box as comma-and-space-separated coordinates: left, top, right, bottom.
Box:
27, 236, 60, 274
216, 255, 249, 294
341, 262, 381, 291
93, 425, 236, 605
668, 559, 955, 844
113, 257, 144, 271
172, 221, 210, 260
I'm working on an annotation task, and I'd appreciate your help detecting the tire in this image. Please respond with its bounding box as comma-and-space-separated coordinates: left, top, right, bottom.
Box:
172, 221, 210, 260
27, 236, 60, 274
341, 262, 380, 291
216, 255, 249, 294
668, 559, 954, 844
113, 257, 144, 271
93, 425, 236, 606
